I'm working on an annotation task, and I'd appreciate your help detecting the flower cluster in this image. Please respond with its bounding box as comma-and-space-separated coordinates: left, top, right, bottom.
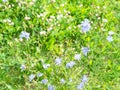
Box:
77, 75, 88, 90
19, 31, 30, 40
81, 19, 91, 33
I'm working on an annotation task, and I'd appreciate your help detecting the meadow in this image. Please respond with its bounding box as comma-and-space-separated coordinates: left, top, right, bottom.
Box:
0, 0, 120, 90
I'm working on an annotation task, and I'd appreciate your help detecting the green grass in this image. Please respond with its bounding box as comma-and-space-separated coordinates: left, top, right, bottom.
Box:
0, 0, 120, 90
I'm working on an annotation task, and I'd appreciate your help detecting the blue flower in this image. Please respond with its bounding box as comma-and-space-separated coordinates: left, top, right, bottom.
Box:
81, 19, 91, 33
77, 82, 84, 90
60, 78, 66, 84
66, 61, 76, 68
19, 31, 30, 40
20, 64, 26, 71
41, 79, 48, 84
77, 75, 88, 90
107, 36, 113, 42
82, 75, 88, 83
48, 85, 54, 90
2, 0, 7, 3
81, 47, 90, 56
55, 57, 62, 65
37, 72, 43, 77
29, 74, 35, 82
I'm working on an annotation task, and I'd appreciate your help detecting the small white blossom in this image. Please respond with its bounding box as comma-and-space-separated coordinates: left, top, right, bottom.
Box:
41, 79, 48, 84
9, 22, 14, 26
55, 57, 62, 65
47, 26, 53, 32
81, 19, 91, 33
102, 19, 108, 23
81, 47, 90, 56
40, 31, 46, 35
108, 31, 114, 36
69, 78, 72, 82
24, 16, 30, 20
66, 61, 76, 68
98, 17, 101, 20
107, 36, 113, 42
29, 74, 35, 82
43, 64, 50, 69
74, 54, 81, 60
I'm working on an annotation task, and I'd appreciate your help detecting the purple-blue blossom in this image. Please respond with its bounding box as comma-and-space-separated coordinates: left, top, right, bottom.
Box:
37, 72, 43, 77
81, 47, 90, 56
82, 75, 88, 83
20, 64, 26, 71
48, 85, 54, 90
41, 79, 48, 84
66, 61, 76, 68
77, 82, 84, 90
55, 57, 62, 65
81, 19, 91, 33
29, 74, 35, 82
77, 75, 88, 90
19, 31, 30, 40
60, 78, 66, 84
107, 36, 113, 42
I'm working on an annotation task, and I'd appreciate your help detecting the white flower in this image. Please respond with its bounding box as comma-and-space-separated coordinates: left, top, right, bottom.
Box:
41, 79, 48, 84
9, 22, 14, 26
29, 74, 35, 82
55, 57, 62, 65
43, 64, 50, 69
74, 54, 81, 60
69, 78, 72, 82
57, 14, 63, 20
81, 47, 90, 56
107, 36, 113, 42
51, 0, 56, 2
20, 64, 26, 71
60, 78, 66, 84
108, 31, 114, 36
37, 72, 43, 77
40, 31, 46, 35
48, 85, 54, 90
102, 19, 108, 23
19, 31, 30, 40
47, 26, 53, 32
66, 61, 76, 68
81, 19, 91, 33
24, 16, 30, 20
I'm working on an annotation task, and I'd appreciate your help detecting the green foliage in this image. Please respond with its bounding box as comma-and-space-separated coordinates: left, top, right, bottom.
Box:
0, 0, 120, 90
